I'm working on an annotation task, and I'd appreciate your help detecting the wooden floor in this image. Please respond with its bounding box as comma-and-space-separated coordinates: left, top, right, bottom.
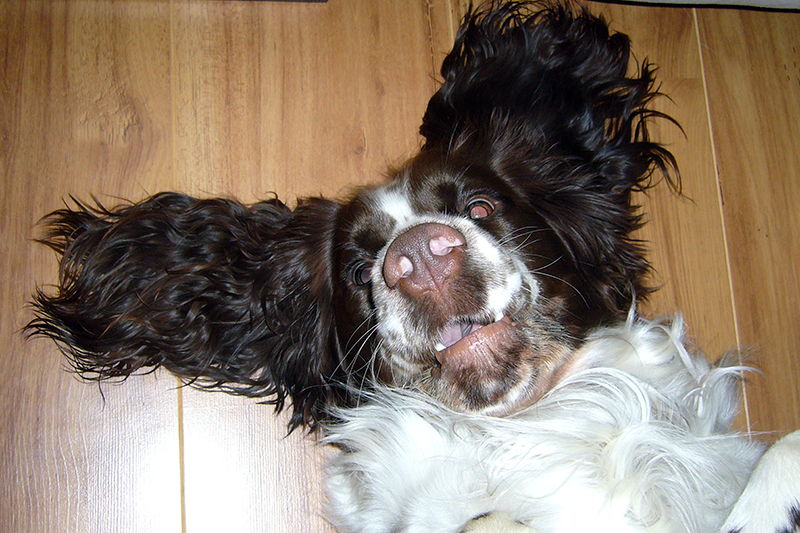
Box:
2, 1, 798, 531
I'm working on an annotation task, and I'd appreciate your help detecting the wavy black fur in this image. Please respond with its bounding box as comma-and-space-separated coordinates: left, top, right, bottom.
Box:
28, 193, 344, 430
27, 1, 679, 430
420, 0, 679, 314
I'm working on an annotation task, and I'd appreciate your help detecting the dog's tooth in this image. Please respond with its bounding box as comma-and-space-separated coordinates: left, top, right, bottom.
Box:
435, 342, 446, 352
494, 312, 504, 323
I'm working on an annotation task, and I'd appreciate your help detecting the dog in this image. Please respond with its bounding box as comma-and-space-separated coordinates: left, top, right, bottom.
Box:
26, 2, 800, 532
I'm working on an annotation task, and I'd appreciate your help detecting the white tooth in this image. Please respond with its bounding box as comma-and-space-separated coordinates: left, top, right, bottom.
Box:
495, 312, 505, 323
435, 343, 446, 352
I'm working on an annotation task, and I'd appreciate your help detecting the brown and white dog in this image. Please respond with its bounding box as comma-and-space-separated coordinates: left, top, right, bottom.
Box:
27, 2, 800, 532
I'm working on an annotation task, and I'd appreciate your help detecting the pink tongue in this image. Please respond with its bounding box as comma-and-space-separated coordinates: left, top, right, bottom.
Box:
439, 323, 482, 349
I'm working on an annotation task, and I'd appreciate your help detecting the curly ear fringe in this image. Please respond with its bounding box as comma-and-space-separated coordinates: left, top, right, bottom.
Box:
423, 0, 680, 187
26, 193, 343, 431
416, 1, 682, 320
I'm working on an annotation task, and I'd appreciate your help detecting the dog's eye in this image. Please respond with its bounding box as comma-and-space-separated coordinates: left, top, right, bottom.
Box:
351, 263, 373, 287
466, 196, 496, 220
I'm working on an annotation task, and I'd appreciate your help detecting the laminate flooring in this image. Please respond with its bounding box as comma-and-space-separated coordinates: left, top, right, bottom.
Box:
2, 1, 798, 531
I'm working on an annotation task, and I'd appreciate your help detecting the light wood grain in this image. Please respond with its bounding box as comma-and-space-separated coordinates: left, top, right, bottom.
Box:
181, 395, 331, 533
1, 2, 181, 532
588, 3, 740, 356
698, 9, 800, 436
2, 1, 799, 532
170, 0, 437, 203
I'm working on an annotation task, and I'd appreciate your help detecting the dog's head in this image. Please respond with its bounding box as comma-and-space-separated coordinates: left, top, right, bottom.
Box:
324, 2, 678, 416
28, 2, 677, 429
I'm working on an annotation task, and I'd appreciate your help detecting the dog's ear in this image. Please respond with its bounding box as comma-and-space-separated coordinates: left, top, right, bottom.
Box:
26, 193, 342, 430
420, 2, 679, 316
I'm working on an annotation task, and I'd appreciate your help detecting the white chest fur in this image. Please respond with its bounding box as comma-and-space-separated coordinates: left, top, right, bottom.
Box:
323, 315, 764, 533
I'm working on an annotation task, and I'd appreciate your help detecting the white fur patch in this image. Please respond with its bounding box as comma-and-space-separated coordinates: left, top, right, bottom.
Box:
461, 512, 537, 532
374, 187, 416, 228
486, 270, 523, 320
722, 430, 800, 533
471, 229, 503, 264
323, 316, 765, 533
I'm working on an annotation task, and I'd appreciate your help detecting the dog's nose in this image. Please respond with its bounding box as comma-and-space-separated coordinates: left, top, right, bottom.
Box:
383, 223, 465, 297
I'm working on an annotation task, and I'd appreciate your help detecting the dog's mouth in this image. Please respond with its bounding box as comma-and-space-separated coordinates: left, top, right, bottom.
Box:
432, 315, 516, 372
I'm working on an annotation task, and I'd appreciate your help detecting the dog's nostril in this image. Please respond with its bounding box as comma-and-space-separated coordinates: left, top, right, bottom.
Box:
429, 234, 465, 257
384, 251, 417, 289
397, 256, 414, 279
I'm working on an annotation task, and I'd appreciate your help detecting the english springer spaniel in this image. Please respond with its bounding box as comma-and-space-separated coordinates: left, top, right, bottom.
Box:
26, 2, 800, 532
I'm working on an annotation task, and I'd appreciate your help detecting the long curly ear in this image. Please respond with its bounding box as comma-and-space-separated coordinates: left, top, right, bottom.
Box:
422, 2, 679, 185
26, 193, 342, 431
419, 2, 680, 317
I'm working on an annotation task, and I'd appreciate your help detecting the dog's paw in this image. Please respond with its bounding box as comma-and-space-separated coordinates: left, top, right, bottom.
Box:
459, 512, 537, 533
722, 430, 800, 533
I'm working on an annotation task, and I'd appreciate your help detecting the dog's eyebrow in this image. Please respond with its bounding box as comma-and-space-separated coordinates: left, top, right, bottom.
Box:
352, 226, 387, 256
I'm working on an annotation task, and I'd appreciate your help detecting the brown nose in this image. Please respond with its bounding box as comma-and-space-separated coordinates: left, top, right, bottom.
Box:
382, 223, 466, 297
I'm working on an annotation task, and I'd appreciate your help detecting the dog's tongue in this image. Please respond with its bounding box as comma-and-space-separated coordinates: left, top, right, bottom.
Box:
437, 322, 483, 351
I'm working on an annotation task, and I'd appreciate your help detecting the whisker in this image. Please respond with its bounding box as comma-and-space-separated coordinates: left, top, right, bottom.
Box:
329, 312, 381, 383
342, 319, 385, 396
499, 227, 550, 256
499, 226, 548, 244
342, 309, 379, 357
531, 257, 589, 307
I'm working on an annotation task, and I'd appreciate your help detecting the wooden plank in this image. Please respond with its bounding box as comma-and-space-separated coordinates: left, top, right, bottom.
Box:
181, 395, 331, 533
5, 0, 797, 531
0, 1, 181, 532
171, 0, 437, 203
698, 9, 800, 436
586, 4, 739, 360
